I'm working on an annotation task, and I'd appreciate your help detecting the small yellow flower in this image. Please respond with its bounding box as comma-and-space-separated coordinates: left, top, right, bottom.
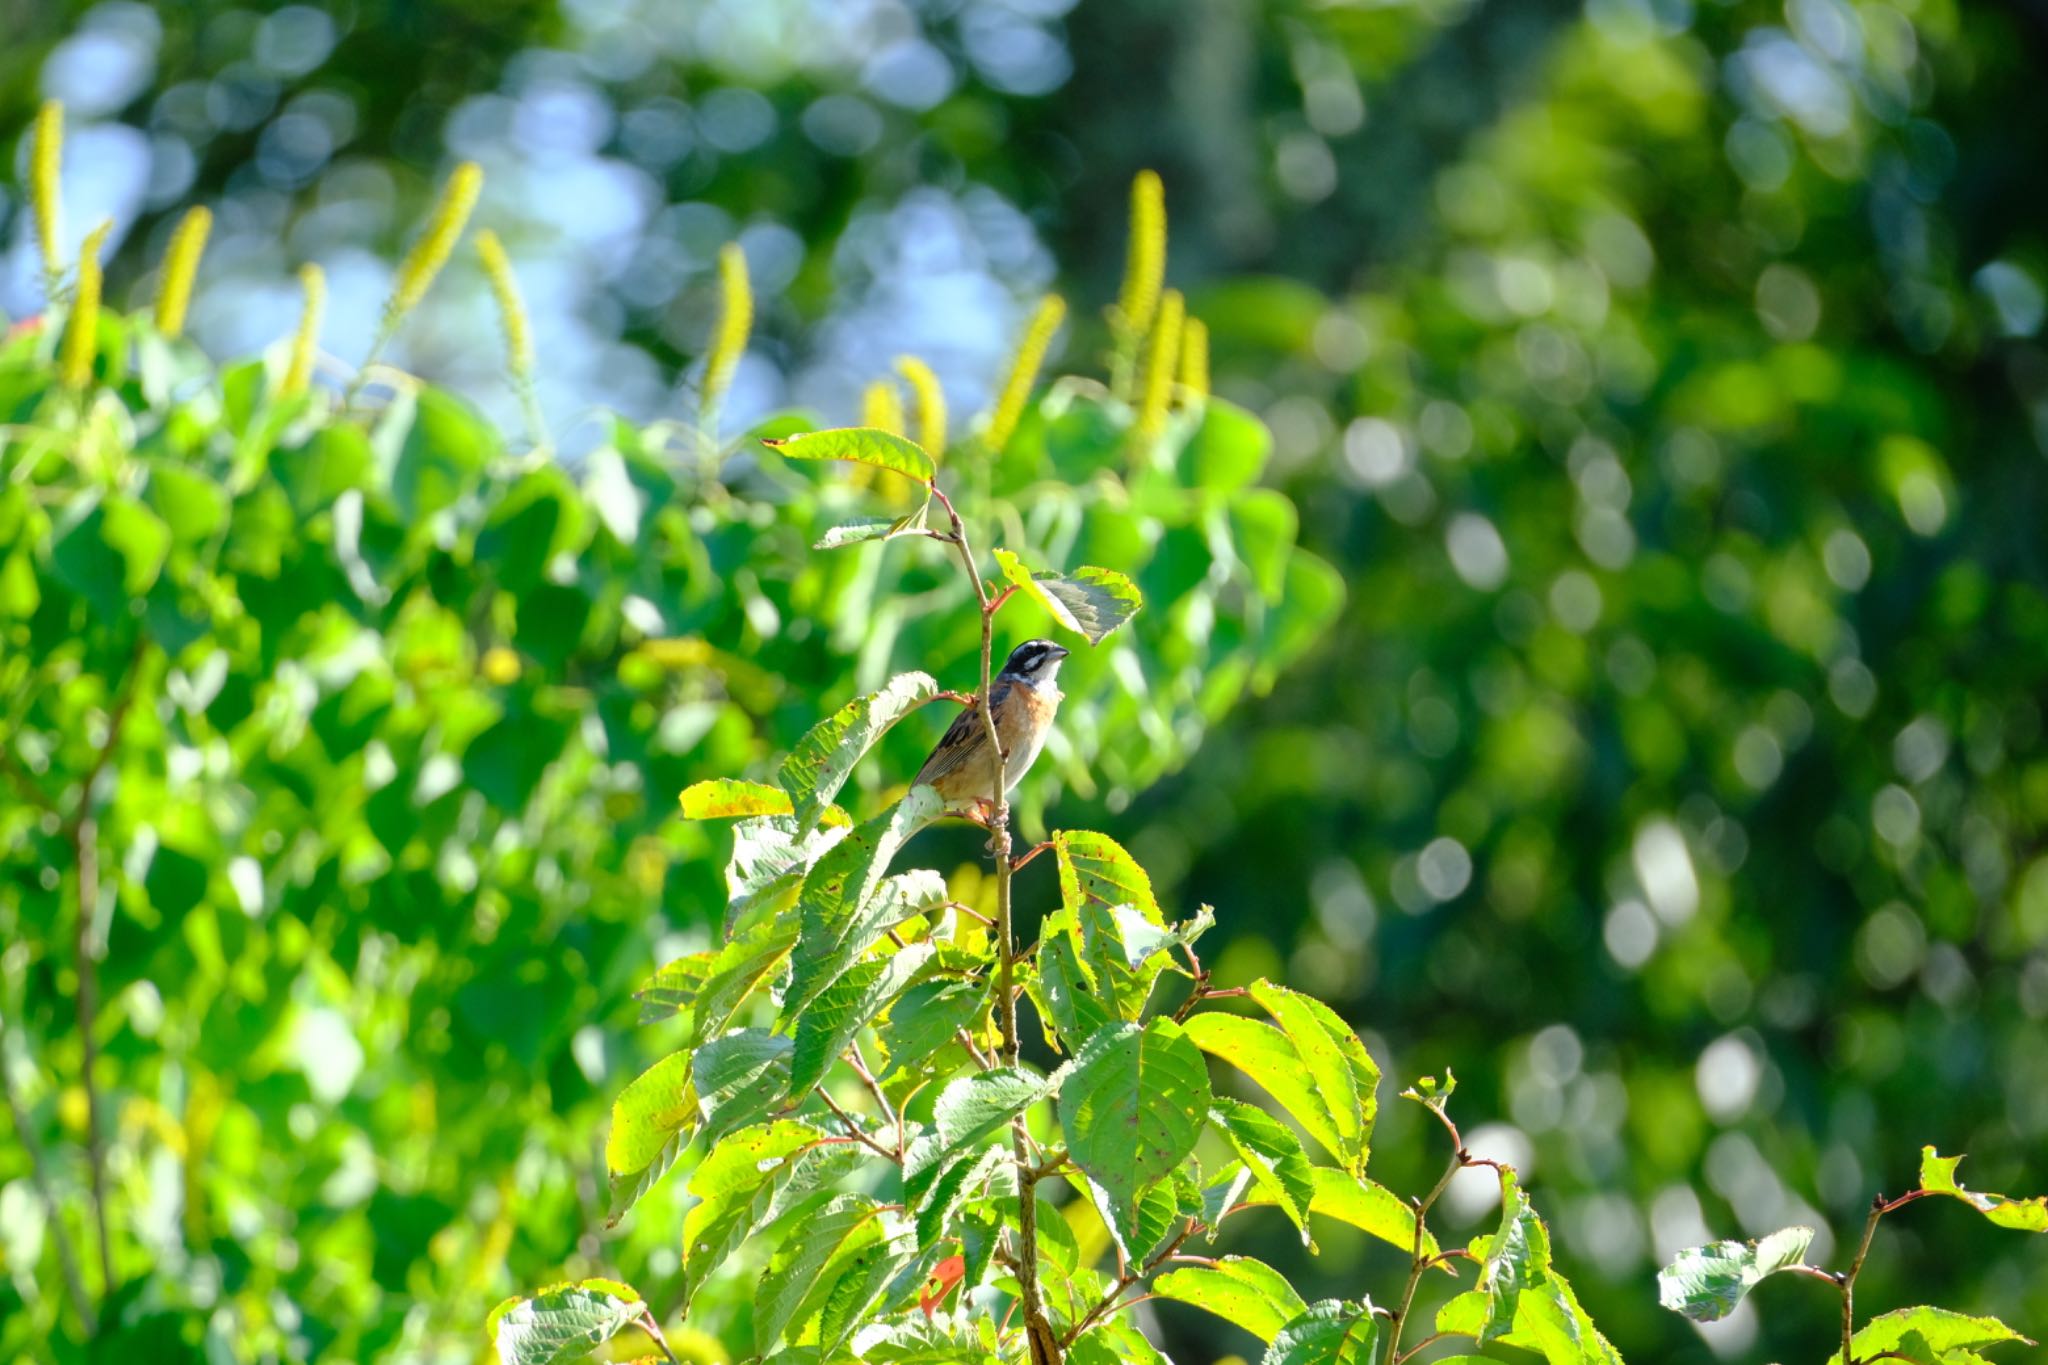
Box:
1136, 288, 1184, 439
984, 294, 1066, 453
475, 229, 532, 379
1115, 169, 1166, 339
280, 263, 326, 397
30, 100, 64, 287
60, 219, 112, 391
481, 646, 522, 685
1178, 316, 1209, 406
701, 242, 753, 436
862, 378, 905, 437
384, 160, 483, 328
154, 206, 212, 338
894, 355, 947, 458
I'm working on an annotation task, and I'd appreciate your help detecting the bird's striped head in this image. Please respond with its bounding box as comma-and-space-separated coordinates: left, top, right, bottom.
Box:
999, 639, 1070, 685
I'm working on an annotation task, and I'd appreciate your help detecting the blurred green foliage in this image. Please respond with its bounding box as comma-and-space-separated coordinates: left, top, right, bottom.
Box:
6, 0, 2048, 1361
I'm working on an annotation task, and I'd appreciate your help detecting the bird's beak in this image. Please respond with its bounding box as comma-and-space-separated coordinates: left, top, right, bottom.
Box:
1049, 644, 1071, 661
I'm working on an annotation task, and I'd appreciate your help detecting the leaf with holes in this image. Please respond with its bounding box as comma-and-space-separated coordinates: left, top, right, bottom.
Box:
1058, 1019, 1213, 1258
1919, 1148, 2048, 1233
1055, 829, 1160, 922
1833, 1307, 2034, 1364
676, 1121, 849, 1311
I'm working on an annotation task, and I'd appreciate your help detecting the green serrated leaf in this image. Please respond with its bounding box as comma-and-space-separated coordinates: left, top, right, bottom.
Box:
1919, 1147, 2048, 1232
695, 1029, 795, 1146
905, 1068, 1048, 1208
488, 1279, 645, 1365
789, 941, 935, 1098
1059, 1018, 1213, 1259
784, 789, 944, 1020
1248, 978, 1377, 1168
1263, 1299, 1379, 1365
1656, 1225, 1816, 1322
993, 549, 1143, 644
1835, 1306, 2034, 1365
677, 1122, 838, 1310
1211, 1098, 1316, 1247
753, 1193, 885, 1351
763, 426, 936, 482
1055, 829, 1161, 922
605, 1052, 696, 1221
1156, 1255, 1310, 1345
779, 671, 940, 830
1184, 1012, 1357, 1172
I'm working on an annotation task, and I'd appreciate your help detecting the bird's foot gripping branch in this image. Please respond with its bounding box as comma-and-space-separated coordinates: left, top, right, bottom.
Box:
487, 430, 1631, 1365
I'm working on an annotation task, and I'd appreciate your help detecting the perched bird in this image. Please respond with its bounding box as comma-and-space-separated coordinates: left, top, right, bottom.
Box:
914, 639, 1070, 823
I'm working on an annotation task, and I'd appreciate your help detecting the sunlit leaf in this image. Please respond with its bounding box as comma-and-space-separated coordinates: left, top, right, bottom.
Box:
1058, 1018, 1212, 1258
487, 1278, 645, 1365
1656, 1226, 1816, 1322
994, 548, 1143, 644
1156, 1256, 1309, 1345
681, 778, 794, 820
762, 426, 936, 482
1263, 1299, 1379, 1365
779, 671, 940, 829
1918, 1148, 2048, 1233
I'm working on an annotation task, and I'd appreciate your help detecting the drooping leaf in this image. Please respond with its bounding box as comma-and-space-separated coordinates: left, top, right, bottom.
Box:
993, 548, 1143, 644
1263, 1299, 1379, 1365
692, 1030, 795, 1147
677, 1121, 842, 1310
788, 941, 935, 1098
487, 1278, 645, 1365
778, 671, 939, 829
816, 1214, 921, 1359
1477, 1168, 1547, 1342
1918, 1148, 2048, 1232
681, 778, 794, 819
1183, 1012, 1356, 1171
762, 426, 936, 482
753, 1193, 886, 1351
904, 1067, 1048, 1209
605, 1052, 696, 1222
1248, 978, 1377, 1166
783, 789, 945, 1020
1058, 1019, 1213, 1258
1156, 1256, 1310, 1345
1656, 1226, 1816, 1322
1210, 1098, 1315, 1246
874, 976, 990, 1079
1298, 1167, 1438, 1260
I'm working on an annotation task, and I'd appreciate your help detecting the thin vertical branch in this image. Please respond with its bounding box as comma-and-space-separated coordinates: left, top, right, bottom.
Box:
929, 480, 1059, 1365
0, 1018, 96, 1334
64, 634, 148, 1306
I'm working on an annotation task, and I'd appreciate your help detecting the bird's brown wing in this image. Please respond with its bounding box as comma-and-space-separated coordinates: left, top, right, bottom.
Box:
914, 683, 1009, 790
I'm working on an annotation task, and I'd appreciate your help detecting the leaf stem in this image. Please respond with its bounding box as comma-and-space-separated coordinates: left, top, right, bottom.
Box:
929, 478, 1059, 1365
1387, 1136, 1472, 1365
638, 1307, 682, 1365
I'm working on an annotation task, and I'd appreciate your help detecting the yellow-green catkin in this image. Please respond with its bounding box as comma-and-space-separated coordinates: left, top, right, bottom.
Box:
862, 378, 904, 436
281, 264, 326, 397
30, 100, 64, 293
383, 160, 483, 330
474, 230, 531, 379
701, 242, 752, 436
893, 355, 947, 457
1115, 170, 1166, 340
60, 220, 111, 390
984, 294, 1066, 453
154, 205, 212, 338
1136, 288, 1185, 439
1178, 316, 1209, 406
